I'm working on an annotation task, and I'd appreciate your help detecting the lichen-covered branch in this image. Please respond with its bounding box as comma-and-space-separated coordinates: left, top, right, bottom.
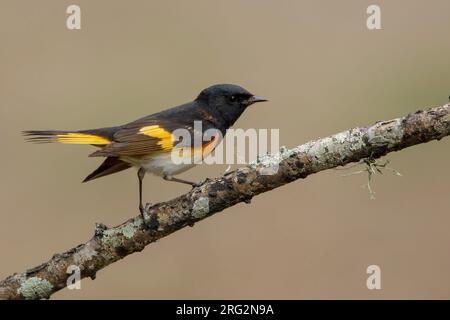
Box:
1, 104, 449, 299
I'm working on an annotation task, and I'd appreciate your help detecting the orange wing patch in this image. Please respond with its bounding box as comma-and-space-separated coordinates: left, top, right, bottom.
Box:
139, 125, 175, 151
56, 133, 111, 145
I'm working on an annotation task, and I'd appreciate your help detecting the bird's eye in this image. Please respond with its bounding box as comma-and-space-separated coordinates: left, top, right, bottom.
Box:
229, 95, 237, 102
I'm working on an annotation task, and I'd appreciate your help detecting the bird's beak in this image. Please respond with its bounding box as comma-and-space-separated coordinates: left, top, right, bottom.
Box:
246, 95, 268, 106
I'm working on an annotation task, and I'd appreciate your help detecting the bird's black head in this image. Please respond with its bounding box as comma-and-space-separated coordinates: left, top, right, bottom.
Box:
196, 84, 267, 127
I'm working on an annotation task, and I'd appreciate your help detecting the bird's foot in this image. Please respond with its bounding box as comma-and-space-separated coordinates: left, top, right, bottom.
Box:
139, 204, 146, 225
140, 203, 159, 230
191, 178, 211, 189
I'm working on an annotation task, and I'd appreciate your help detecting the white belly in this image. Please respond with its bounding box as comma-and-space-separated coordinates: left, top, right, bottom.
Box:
120, 153, 195, 177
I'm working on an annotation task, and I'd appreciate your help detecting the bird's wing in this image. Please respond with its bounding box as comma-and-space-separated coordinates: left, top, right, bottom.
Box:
89, 116, 218, 157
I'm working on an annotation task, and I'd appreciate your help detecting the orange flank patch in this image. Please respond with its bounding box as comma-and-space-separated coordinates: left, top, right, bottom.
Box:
187, 130, 221, 158
139, 125, 174, 151
201, 131, 221, 156
170, 130, 221, 160
56, 133, 111, 145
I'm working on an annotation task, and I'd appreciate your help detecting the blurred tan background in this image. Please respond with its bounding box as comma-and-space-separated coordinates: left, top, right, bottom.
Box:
1, 0, 450, 299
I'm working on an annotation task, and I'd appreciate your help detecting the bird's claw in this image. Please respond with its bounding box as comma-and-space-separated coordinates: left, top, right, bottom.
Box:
191, 182, 202, 189
139, 205, 146, 223
140, 203, 159, 230
191, 178, 211, 189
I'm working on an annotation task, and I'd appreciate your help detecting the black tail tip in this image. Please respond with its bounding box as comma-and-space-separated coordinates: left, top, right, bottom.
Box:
21, 130, 60, 143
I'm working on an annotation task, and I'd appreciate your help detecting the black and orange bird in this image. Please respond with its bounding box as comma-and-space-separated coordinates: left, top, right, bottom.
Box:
23, 84, 267, 215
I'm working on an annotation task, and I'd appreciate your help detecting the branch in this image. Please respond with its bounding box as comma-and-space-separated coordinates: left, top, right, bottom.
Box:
1, 104, 449, 299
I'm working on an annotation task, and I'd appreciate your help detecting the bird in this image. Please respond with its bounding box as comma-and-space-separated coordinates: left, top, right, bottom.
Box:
23, 84, 267, 217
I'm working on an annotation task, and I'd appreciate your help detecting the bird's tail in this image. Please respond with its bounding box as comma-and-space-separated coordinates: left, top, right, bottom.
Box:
83, 157, 131, 182
22, 127, 118, 146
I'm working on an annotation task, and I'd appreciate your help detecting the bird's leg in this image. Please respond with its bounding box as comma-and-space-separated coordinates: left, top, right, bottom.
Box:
138, 168, 146, 218
163, 175, 201, 188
